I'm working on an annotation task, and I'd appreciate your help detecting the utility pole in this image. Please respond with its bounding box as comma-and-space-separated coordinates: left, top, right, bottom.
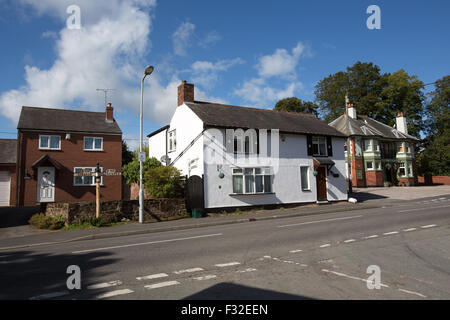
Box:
96, 88, 115, 106
95, 162, 101, 219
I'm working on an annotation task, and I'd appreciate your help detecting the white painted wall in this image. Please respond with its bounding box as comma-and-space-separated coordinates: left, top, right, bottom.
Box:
148, 129, 167, 162
203, 130, 348, 208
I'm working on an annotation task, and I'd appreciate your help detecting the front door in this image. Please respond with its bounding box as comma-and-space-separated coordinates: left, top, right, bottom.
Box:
37, 167, 55, 202
316, 166, 327, 201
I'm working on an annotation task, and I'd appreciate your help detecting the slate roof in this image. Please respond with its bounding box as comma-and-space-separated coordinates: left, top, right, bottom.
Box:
17, 106, 122, 134
0, 139, 17, 164
329, 114, 418, 141
185, 101, 346, 137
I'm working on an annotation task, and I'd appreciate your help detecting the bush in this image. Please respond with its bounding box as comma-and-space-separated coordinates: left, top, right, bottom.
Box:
144, 166, 184, 198
29, 213, 65, 230
122, 156, 162, 185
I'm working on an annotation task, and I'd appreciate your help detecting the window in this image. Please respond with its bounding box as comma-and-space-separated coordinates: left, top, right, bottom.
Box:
406, 143, 411, 153
300, 166, 310, 190
355, 138, 362, 156
356, 169, 363, 180
73, 167, 103, 186
168, 130, 176, 152
397, 142, 404, 153
373, 140, 380, 152
232, 167, 271, 194
398, 162, 406, 177
364, 139, 372, 152
84, 137, 103, 151
39, 135, 60, 150
312, 137, 327, 156
376, 161, 381, 170
366, 161, 373, 170
407, 163, 413, 177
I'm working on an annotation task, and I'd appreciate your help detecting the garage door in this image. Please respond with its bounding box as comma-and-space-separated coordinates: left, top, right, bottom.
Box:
0, 171, 11, 207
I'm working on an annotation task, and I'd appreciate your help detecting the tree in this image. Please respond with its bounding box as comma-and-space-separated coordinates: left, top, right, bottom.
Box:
122, 154, 162, 185
417, 75, 450, 176
122, 140, 134, 166
314, 62, 425, 136
144, 166, 184, 198
274, 97, 319, 116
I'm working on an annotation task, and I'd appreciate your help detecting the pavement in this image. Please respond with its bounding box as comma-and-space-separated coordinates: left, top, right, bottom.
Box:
0, 193, 449, 300
0, 185, 449, 250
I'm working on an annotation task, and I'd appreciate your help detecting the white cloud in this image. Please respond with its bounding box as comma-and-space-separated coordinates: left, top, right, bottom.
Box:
0, 0, 191, 126
190, 58, 245, 88
234, 78, 302, 106
257, 42, 307, 78
199, 30, 221, 47
41, 30, 57, 39
172, 21, 195, 56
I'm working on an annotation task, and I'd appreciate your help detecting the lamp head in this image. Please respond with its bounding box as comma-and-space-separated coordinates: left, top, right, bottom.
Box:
144, 65, 154, 76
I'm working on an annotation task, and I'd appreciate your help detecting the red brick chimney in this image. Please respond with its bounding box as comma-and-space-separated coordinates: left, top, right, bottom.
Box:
178, 80, 194, 106
105, 103, 114, 123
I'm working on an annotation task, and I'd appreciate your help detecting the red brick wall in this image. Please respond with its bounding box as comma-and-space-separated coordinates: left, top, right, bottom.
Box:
0, 164, 16, 206
418, 176, 450, 185
351, 157, 366, 187
18, 131, 122, 206
365, 170, 383, 186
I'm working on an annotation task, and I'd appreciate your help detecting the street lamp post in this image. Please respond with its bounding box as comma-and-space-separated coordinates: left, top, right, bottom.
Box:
139, 65, 154, 224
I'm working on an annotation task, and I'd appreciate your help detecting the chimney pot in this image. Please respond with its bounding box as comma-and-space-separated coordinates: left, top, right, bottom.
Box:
178, 80, 194, 106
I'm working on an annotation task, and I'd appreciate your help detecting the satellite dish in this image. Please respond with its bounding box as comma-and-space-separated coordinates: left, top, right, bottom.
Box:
160, 155, 170, 164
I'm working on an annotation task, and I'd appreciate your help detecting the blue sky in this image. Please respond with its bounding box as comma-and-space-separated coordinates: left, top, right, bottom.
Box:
0, 0, 448, 149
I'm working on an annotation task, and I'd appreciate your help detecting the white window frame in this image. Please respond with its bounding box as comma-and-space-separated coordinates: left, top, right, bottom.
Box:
83, 137, 103, 151
73, 167, 103, 186
300, 166, 310, 191
312, 136, 327, 156
398, 162, 406, 177
407, 162, 413, 177
364, 139, 372, 152
376, 161, 381, 170
39, 135, 61, 150
232, 167, 272, 194
168, 129, 176, 153
366, 161, 374, 170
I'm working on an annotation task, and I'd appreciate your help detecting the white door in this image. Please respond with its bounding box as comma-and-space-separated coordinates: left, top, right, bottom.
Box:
0, 171, 11, 206
37, 167, 55, 202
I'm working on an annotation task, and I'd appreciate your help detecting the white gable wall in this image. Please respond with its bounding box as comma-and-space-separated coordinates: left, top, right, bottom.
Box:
148, 129, 167, 162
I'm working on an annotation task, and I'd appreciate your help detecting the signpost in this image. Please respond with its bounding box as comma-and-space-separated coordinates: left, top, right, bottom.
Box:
73, 163, 121, 219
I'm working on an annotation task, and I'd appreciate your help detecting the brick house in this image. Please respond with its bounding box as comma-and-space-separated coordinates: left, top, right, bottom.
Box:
15, 104, 122, 207
329, 104, 419, 187
0, 139, 17, 206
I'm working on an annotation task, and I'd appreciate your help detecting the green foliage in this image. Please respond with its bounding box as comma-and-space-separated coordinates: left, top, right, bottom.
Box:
29, 213, 65, 230
122, 140, 134, 166
122, 154, 162, 185
144, 166, 184, 198
274, 97, 319, 116
314, 61, 425, 136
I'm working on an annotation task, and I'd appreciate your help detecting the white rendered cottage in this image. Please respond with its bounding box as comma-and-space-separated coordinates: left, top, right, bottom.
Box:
148, 81, 348, 210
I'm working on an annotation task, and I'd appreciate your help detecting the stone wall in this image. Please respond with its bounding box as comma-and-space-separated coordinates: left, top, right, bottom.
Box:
41, 198, 187, 225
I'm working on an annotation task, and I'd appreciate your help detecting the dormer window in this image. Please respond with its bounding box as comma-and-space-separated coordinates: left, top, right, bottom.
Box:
39, 135, 61, 150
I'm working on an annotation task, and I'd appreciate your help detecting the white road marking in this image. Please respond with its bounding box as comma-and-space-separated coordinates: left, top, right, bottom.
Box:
421, 224, 437, 229
344, 239, 356, 243
72, 233, 223, 254
403, 228, 417, 232
322, 269, 389, 288
193, 275, 217, 280
87, 280, 122, 289
236, 268, 257, 273
136, 273, 168, 281
398, 205, 450, 213
215, 262, 241, 267
145, 281, 180, 289
263, 255, 272, 259
364, 235, 378, 239
289, 249, 303, 253
96, 289, 134, 299
278, 215, 363, 228
439, 197, 446, 200
174, 267, 204, 275
319, 244, 331, 248
383, 231, 399, 235
29, 291, 69, 300
398, 288, 427, 298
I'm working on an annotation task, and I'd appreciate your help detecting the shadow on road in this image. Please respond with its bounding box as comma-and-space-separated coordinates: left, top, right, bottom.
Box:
0, 206, 40, 228
183, 282, 315, 300
349, 192, 388, 203
0, 249, 119, 299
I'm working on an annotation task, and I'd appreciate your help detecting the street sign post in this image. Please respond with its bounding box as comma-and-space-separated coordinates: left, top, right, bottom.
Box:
73, 163, 122, 219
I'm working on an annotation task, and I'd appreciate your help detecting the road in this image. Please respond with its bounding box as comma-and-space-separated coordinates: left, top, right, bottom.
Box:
0, 195, 449, 300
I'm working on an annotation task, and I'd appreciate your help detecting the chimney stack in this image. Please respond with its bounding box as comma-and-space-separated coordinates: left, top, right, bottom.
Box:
178, 80, 194, 106
106, 103, 114, 123
347, 102, 357, 119
396, 112, 408, 134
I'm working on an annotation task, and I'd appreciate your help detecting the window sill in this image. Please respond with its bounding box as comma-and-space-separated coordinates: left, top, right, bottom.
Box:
301, 189, 311, 192
229, 192, 275, 196
73, 184, 104, 187
39, 148, 61, 151
84, 149, 104, 152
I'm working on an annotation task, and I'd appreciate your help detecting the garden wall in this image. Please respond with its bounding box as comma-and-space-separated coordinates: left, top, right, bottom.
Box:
40, 198, 187, 225
418, 175, 450, 185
